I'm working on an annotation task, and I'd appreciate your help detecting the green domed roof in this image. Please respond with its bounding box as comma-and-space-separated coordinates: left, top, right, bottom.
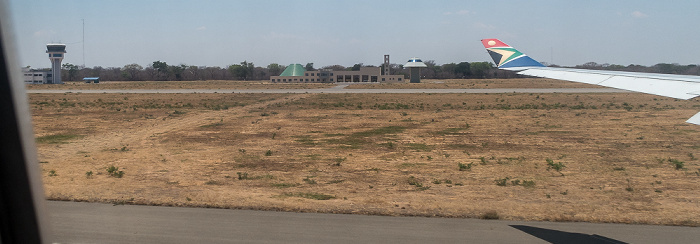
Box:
279, 64, 306, 76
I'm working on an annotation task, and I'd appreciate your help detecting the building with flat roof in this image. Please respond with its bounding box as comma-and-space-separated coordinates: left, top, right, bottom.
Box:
83, 77, 100, 83
270, 55, 405, 83
22, 67, 52, 84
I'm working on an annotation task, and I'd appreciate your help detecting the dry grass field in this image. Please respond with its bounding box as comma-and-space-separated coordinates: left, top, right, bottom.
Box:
345, 78, 601, 89
24, 78, 597, 91
29, 79, 700, 226
26, 80, 336, 90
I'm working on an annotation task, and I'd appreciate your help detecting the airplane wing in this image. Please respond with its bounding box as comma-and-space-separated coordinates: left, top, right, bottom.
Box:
481, 38, 700, 125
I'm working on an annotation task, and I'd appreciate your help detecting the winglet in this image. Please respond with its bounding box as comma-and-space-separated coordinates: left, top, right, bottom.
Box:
481, 39, 545, 69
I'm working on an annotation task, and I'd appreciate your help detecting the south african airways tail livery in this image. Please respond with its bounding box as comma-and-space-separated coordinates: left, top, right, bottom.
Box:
481, 38, 700, 125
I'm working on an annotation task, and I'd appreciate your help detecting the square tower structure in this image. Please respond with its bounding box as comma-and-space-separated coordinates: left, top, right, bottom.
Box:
46, 44, 66, 84
383, 55, 390, 75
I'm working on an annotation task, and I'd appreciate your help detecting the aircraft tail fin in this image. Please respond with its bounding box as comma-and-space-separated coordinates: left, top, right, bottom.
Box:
481, 39, 545, 69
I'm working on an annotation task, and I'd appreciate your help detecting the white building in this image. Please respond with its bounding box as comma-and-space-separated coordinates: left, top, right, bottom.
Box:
22, 67, 52, 84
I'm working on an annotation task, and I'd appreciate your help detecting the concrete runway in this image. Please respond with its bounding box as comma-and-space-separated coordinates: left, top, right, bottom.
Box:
27, 87, 627, 94
46, 201, 697, 244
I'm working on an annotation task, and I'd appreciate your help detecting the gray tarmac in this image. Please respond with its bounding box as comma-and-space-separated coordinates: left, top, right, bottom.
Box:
47, 201, 698, 244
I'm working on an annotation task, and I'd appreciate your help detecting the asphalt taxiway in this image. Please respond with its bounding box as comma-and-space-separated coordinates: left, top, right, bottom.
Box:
47, 201, 697, 244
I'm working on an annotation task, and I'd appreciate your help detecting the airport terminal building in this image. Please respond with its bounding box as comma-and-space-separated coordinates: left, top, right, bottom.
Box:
270, 55, 405, 83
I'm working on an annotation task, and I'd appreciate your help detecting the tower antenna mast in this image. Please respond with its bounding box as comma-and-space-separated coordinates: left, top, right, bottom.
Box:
82, 19, 85, 67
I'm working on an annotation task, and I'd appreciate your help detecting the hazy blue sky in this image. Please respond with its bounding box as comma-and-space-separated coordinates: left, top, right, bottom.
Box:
9, 0, 700, 69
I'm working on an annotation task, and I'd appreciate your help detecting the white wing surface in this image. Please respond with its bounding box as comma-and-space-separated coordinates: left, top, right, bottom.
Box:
510, 67, 700, 100
482, 39, 700, 125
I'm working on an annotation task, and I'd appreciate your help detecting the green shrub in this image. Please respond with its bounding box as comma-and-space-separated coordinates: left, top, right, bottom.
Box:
495, 177, 509, 186
522, 180, 536, 188
407, 176, 421, 187
479, 157, 488, 165
669, 158, 684, 170
106, 166, 124, 178
458, 162, 472, 171
546, 158, 565, 172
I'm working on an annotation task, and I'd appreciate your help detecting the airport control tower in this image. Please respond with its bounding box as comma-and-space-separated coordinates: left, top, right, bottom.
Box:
404, 57, 427, 83
47, 44, 66, 84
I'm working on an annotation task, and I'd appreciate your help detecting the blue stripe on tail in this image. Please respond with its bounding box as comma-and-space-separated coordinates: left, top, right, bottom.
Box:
500, 55, 545, 68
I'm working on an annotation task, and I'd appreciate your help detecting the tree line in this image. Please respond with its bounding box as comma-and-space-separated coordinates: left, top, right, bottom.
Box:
56, 60, 700, 82
564, 62, 700, 76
